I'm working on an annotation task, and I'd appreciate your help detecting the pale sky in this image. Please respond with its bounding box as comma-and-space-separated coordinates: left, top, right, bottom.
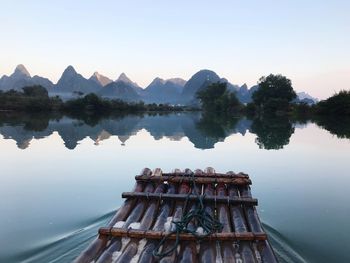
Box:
1, 0, 349, 99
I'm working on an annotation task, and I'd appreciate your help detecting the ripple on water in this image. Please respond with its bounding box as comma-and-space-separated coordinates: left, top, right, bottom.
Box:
263, 223, 307, 263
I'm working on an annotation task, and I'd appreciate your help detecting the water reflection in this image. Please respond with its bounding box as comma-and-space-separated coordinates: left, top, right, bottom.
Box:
314, 116, 350, 139
250, 115, 295, 150
0, 112, 348, 150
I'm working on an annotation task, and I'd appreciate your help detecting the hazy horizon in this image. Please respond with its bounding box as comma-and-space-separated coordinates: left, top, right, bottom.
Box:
1, 0, 349, 99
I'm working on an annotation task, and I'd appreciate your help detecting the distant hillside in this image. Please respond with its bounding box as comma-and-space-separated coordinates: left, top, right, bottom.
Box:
144, 77, 186, 103
116, 73, 143, 95
296, 92, 318, 104
0, 64, 318, 105
181, 69, 221, 103
89, 72, 113, 87
0, 64, 53, 91
54, 65, 100, 95
98, 81, 141, 102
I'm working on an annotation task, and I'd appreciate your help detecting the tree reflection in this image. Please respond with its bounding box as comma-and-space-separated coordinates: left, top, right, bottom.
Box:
250, 115, 295, 150
314, 116, 350, 139
3, 111, 349, 151
196, 112, 241, 141
0, 112, 56, 132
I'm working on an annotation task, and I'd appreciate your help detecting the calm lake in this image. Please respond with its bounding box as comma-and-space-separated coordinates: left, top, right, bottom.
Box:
0, 112, 349, 263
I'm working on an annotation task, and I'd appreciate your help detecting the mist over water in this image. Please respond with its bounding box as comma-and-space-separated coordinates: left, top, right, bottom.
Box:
0, 112, 349, 262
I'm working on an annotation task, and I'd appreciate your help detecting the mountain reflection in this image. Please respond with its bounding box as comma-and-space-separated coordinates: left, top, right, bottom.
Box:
0, 112, 347, 150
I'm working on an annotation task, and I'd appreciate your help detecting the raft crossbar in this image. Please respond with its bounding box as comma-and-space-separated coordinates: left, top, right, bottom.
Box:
135, 175, 251, 185
98, 227, 267, 241
161, 172, 249, 178
121, 192, 258, 205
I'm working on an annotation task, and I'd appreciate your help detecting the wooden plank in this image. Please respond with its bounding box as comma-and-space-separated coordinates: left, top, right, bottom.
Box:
121, 192, 258, 206
98, 228, 267, 241
135, 175, 251, 185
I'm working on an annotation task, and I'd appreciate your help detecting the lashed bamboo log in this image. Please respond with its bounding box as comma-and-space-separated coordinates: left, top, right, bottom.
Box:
228, 185, 248, 233
198, 169, 217, 263
114, 169, 166, 263
227, 173, 256, 262
240, 186, 278, 263
95, 171, 156, 263
138, 183, 177, 263
74, 168, 150, 263
159, 177, 191, 263
216, 183, 235, 262
177, 169, 199, 263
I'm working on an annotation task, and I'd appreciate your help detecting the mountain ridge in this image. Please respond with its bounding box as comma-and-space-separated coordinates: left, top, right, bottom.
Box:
0, 64, 318, 104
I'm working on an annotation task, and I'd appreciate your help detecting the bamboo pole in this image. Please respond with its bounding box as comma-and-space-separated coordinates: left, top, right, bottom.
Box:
138, 183, 177, 263
159, 175, 191, 263
177, 169, 200, 263
95, 171, 156, 263
226, 173, 256, 262
216, 183, 235, 262
74, 168, 150, 263
114, 175, 166, 263
228, 185, 248, 233
240, 186, 278, 263
198, 169, 217, 263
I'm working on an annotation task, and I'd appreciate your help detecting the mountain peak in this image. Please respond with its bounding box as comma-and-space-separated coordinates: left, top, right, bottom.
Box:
297, 91, 319, 103
240, 83, 248, 90
182, 69, 221, 98
116, 73, 139, 87
149, 77, 165, 86
64, 65, 77, 74
14, 64, 31, 77
60, 66, 78, 79
117, 72, 131, 82
90, 71, 112, 86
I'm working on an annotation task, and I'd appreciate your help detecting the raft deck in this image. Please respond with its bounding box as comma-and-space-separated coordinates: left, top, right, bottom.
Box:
76, 168, 278, 262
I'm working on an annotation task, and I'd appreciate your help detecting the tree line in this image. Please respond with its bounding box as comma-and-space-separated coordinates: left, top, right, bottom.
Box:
196, 74, 350, 118
0, 75, 349, 119
0, 86, 194, 115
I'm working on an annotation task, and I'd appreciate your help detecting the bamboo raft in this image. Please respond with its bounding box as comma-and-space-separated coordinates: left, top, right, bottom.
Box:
75, 168, 278, 262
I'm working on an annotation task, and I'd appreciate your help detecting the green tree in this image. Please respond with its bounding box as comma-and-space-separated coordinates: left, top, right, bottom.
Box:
22, 85, 49, 98
315, 90, 350, 116
252, 74, 296, 113
196, 82, 242, 113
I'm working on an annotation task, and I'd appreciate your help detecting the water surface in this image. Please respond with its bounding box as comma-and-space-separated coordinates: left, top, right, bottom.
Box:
0, 112, 349, 262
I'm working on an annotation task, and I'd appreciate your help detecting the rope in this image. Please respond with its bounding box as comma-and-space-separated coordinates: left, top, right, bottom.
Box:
153, 173, 223, 259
